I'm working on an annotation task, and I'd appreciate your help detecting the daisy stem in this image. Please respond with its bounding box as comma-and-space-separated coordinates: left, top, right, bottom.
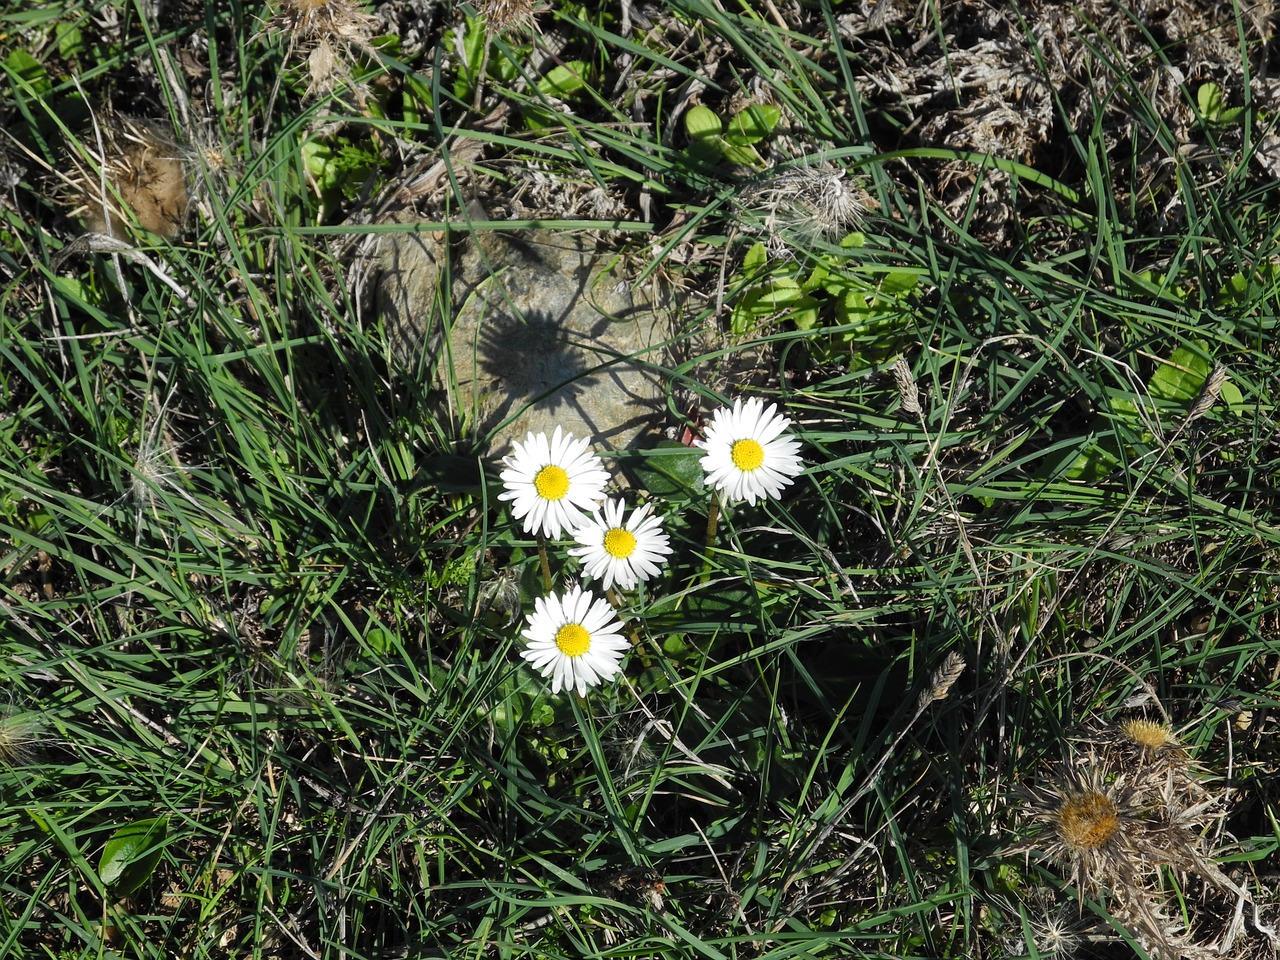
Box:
537, 537, 552, 593
676, 492, 722, 607
699, 490, 721, 583
605, 586, 643, 647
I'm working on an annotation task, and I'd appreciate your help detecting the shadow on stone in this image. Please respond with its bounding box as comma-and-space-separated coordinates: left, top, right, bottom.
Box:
377, 214, 677, 459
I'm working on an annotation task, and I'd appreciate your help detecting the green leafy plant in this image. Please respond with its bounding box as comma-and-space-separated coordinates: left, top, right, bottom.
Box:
729, 234, 922, 362
1196, 82, 1245, 126
524, 59, 594, 130
684, 102, 780, 169
1058, 341, 1243, 481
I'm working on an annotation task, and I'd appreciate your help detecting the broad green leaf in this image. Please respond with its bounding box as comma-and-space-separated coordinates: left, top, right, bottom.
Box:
721, 141, 765, 168
792, 299, 822, 331
1196, 82, 1243, 124
1220, 380, 1243, 409
1058, 436, 1123, 483
301, 140, 335, 184
463, 15, 487, 81
879, 270, 921, 296
629, 442, 703, 498
56, 23, 85, 61
802, 261, 830, 293
742, 241, 769, 277
1148, 343, 1212, 405
684, 105, 722, 142
453, 14, 487, 99
726, 104, 781, 145
836, 289, 872, 325
5, 49, 49, 95
99, 818, 167, 896
537, 60, 589, 99
1196, 82, 1223, 117
751, 277, 805, 309
1215, 261, 1279, 307
364, 627, 395, 656
731, 279, 810, 334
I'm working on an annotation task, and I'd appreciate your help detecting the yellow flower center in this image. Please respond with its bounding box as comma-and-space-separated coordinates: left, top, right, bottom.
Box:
731, 438, 765, 472
555, 623, 590, 657
1056, 789, 1121, 851
603, 527, 637, 559
534, 464, 570, 501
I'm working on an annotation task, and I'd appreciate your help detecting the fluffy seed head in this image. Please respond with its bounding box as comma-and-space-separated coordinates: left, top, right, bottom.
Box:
63, 115, 189, 239
737, 162, 871, 255
1027, 909, 1083, 959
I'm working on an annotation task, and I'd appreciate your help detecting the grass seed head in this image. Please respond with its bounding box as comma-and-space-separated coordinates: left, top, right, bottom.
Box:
0, 707, 46, 766
923, 650, 965, 703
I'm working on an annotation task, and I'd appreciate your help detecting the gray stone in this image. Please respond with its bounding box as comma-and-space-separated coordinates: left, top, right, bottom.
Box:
376, 215, 673, 455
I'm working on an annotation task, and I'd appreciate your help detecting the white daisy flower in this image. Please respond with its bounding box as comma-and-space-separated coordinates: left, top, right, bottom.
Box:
697, 397, 803, 505
569, 498, 673, 591
520, 585, 629, 696
498, 426, 611, 539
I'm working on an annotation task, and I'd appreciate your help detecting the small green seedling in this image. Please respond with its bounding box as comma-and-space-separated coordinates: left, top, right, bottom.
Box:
684, 102, 780, 169
524, 60, 594, 130
1195, 82, 1244, 126
729, 233, 922, 363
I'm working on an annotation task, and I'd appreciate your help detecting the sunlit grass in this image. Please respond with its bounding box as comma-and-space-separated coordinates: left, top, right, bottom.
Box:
0, 0, 1278, 957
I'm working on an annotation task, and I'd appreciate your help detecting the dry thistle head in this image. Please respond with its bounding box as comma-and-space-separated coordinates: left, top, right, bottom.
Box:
479, 0, 539, 35
266, 0, 379, 96
1096, 716, 1191, 780
737, 162, 872, 255
270, 0, 377, 44
1021, 763, 1149, 900
63, 115, 189, 239
1015, 724, 1268, 958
